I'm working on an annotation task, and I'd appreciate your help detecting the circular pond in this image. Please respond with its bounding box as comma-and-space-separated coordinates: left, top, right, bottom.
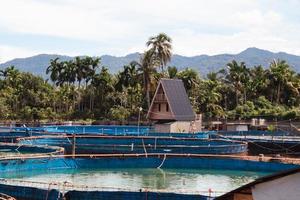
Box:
18, 135, 247, 154
0, 155, 297, 199
3, 167, 267, 195
0, 143, 64, 158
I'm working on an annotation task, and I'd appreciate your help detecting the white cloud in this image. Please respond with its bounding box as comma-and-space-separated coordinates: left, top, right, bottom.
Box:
0, 0, 300, 60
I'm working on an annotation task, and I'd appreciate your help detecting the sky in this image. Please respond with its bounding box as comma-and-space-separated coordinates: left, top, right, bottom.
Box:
0, 0, 300, 63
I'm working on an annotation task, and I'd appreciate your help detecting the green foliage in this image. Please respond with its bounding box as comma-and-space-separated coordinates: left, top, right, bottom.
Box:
146, 33, 172, 72
0, 97, 10, 119
167, 66, 178, 78
267, 125, 276, 132
256, 96, 273, 109
234, 101, 257, 119
282, 108, 300, 120
109, 106, 130, 121
0, 34, 299, 122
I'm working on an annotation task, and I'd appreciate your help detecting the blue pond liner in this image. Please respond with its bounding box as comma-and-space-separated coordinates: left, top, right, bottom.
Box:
19, 135, 247, 154
0, 155, 298, 200
0, 128, 54, 143
1, 125, 212, 142
41, 125, 212, 138
43, 125, 151, 135
0, 184, 61, 200
0, 155, 297, 176
64, 190, 209, 200
0, 143, 64, 157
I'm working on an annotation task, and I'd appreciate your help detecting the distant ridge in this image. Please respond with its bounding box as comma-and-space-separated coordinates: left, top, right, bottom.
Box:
1, 47, 300, 77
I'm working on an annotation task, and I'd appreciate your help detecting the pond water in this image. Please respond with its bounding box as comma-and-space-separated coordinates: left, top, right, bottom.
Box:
2, 168, 269, 195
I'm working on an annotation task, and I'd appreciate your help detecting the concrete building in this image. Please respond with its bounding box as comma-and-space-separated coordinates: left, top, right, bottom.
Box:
226, 123, 250, 131
216, 167, 300, 200
147, 79, 201, 133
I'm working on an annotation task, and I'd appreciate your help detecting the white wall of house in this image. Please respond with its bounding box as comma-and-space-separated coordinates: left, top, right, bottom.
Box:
226, 124, 248, 131
171, 121, 191, 133
252, 172, 300, 200
154, 121, 201, 133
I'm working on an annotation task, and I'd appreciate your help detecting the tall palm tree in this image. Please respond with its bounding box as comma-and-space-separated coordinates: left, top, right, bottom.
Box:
177, 68, 200, 108
194, 72, 224, 117
177, 68, 200, 90
131, 50, 159, 108
83, 57, 100, 88
246, 65, 268, 100
74, 57, 84, 88
146, 33, 172, 73
91, 67, 114, 113
207, 72, 218, 82
225, 60, 250, 106
269, 59, 293, 104
116, 63, 139, 89
4, 66, 21, 88
46, 58, 61, 84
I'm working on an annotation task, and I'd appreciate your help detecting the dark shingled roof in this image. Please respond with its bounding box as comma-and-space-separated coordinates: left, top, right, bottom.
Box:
160, 79, 195, 121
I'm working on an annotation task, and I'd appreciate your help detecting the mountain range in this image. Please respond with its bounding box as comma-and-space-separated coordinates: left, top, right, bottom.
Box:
1, 47, 300, 77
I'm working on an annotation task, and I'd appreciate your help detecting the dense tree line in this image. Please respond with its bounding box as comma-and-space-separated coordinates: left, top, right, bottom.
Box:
0, 33, 300, 121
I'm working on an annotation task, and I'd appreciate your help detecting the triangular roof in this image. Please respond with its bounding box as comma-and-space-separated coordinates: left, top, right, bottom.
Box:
147, 78, 195, 121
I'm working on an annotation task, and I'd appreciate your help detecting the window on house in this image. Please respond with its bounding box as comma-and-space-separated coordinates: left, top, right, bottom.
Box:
166, 103, 169, 112
158, 104, 161, 111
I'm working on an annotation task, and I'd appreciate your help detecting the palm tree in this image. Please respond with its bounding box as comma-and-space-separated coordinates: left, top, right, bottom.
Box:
65, 60, 77, 85
196, 72, 225, 118
287, 74, 300, 106
74, 57, 84, 88
131, 50, 159, 108
269, 59, 293, 104
83, 57, 100, 88
177, 68, 200, 91
146, 33, 172, 73
116, 63, 139, 90
246, 66, 268, 100
114, 63, 141, 111
207, 72, 218, 82
167, 66, 178, 78
176, 68, 200, 108
225, 60, 250, 106
91, 67, 114, 113
46, 58, 61, 84
4, 66, 21, 88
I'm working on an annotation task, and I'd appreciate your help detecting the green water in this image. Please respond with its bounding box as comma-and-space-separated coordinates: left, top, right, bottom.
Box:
2, 168, 269, 195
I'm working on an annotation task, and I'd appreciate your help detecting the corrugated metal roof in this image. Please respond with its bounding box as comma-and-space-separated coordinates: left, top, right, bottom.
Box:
160, 79, 195, 121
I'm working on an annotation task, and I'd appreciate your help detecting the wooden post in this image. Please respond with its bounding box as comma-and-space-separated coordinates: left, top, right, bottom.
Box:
72, 134, 76, 158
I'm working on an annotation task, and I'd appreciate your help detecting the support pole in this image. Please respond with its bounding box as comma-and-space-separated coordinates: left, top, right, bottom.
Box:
72, 134, 76, 158
138, 107, 142, 136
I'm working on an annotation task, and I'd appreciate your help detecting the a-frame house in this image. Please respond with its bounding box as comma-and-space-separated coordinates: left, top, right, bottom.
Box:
147, 79, 201, 133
